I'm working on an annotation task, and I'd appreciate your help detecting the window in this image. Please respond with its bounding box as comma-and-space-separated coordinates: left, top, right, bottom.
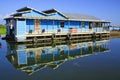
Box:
82, 22, 85, 28
89, 22, 92, 29
60, 21, 64, 28
93, 22, 96, 27
98, 23, 102, 27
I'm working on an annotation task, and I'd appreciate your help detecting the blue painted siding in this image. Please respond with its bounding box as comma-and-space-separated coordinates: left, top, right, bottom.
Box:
54, 20, 60, 32
69, 21, 80, 28
64, 21, 68, 28
47, 20, 55, 32
17, 19, 25, 35
40, 20, 60, 32
85, 22, 89, 29
79, 22, 82, 28
18, 50, 27, 64
63, 21, 69, 32
26, 19, 34, 33
16, 18, 92, 39
18, 45, 26, 50
40, 20, 90, 33
40, 20, 48, 32
17, 19, 26, 40
23, 10, 45, 16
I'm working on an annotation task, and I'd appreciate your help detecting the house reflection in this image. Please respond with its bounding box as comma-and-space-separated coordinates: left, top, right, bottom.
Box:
6, 40, 110, 75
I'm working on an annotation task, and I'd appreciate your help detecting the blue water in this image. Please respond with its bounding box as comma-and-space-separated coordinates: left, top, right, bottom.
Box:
0, 37, 120, 80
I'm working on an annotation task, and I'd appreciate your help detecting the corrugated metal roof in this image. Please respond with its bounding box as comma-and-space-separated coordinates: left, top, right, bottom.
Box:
16, 6, 47, 15
4, 7, 110, 23
4, 15, 109, 22
63, 13, 101, 21
42, 8, 68, 18
42, 9, 57, 14
16, 6, 32, 12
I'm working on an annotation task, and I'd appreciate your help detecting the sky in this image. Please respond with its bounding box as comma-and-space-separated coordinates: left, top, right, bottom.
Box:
0, 0, 120, 25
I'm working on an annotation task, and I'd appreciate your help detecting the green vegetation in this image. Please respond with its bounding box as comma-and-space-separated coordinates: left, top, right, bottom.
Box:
0, 24, 6, 35
110, 31, 120, 38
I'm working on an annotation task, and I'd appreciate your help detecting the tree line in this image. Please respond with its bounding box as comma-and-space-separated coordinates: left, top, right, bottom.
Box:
0, 24, 6, 34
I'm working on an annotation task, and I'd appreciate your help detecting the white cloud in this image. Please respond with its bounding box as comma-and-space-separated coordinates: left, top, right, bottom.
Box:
0, 14, 11, 20
0, 15, 2, 19
0, 13, 14, 24
0, 14, 10, 24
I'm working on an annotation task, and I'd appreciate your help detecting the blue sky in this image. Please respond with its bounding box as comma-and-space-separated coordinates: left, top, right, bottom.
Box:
0, 0, 120, 24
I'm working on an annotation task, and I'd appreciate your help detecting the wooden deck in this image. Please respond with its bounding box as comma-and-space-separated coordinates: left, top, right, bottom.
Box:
13, 31, 110, 43
16, 31, 110, 37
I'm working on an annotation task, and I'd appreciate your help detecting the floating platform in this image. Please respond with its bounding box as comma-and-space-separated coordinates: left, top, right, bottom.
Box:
5, 32, 110, 44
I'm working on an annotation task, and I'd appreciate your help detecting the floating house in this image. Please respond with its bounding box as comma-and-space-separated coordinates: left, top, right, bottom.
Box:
4, 6, 110, 43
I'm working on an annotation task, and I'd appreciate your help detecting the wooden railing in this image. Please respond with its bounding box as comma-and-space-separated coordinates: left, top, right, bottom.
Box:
25, 28, 110, 35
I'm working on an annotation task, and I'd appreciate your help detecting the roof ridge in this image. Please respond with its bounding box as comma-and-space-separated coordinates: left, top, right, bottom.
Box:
16, 6, 47, 15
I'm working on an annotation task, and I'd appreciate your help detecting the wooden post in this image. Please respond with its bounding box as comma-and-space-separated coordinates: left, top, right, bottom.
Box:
47, 20, 48, 33
52, 20, 54, 33
68, 20, 70, 33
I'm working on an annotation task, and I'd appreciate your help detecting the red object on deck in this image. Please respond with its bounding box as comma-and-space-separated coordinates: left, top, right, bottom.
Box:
72, 28, 77, 33
69, 28, 77, 33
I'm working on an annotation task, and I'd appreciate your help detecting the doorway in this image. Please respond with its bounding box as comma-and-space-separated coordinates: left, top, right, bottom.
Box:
35, 19, 40, 33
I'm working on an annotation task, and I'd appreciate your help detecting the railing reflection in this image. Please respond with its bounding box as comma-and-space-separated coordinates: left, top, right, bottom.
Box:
6, 40, 110, 75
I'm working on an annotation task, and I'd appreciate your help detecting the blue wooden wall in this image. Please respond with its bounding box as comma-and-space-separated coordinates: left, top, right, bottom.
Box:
17, 19, 25, 35
26, 19, 34, 33
69, 21, 80, 28
18, 50, 27, 64
17, 19, 26, 40
40, 20, 60, 32
16, 19, 91, 37
85, 22, 89, 29
15, 9, 100, 41
15, 9, 92, 40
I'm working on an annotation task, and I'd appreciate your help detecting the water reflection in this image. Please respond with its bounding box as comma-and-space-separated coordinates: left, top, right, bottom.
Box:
6, 40, 110, 75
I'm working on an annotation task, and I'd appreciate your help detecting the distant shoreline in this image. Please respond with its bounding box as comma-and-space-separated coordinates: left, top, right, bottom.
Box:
0, 25, 6, 35
110, 31, 120, 38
